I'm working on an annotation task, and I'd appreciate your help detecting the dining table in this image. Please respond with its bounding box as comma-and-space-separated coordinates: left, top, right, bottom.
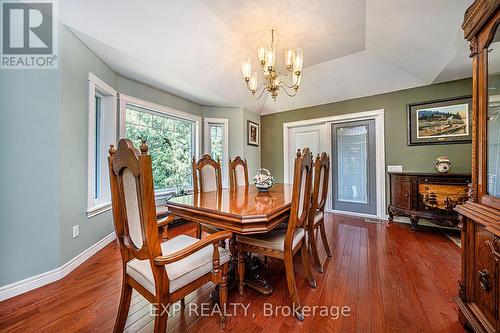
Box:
159, 183, 294, 295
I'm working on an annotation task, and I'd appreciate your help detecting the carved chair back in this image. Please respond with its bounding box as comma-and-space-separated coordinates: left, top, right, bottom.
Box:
192, 155, 223, 193
312, 153, 330, 213
285, 148, 313, 248
229, 156, 249, 188
108, 139, 169, 292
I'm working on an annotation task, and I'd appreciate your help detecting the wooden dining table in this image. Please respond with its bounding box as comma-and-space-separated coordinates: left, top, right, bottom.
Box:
160, 183, 294, 295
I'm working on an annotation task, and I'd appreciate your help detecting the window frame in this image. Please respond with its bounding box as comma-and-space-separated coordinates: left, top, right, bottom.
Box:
119, 94, 202, 198
204, 118, 229, 188
87, 73, 117, 218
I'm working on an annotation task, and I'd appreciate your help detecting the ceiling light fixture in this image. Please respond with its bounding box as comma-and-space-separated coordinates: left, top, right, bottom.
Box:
241, 29, 303, 101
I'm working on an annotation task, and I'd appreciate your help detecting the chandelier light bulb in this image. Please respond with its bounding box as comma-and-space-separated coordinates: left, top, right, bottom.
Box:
266, 48, 276, 69
241, 58, 252, 79
257, 47, 267, 65
285, 49, 294, 69
293, 48, 304, 72
249, 72, 258, 92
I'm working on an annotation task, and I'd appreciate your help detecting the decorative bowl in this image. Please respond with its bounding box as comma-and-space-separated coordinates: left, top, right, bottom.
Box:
435, 156, 452, 174
253, 168, 274, 192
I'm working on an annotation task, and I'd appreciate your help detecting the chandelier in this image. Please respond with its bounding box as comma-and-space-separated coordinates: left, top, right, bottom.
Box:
241, 29, 303, 101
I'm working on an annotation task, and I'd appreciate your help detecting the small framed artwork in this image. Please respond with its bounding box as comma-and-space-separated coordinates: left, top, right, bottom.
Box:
247, 120, 259, 146
407, 96, 472, 145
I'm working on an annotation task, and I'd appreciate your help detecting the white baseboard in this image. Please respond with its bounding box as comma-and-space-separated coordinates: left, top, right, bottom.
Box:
0, 232, 116, 302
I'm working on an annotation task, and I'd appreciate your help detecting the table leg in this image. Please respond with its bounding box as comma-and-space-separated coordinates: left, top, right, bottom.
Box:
244, 255, 273, 295
211, 237, 273, 302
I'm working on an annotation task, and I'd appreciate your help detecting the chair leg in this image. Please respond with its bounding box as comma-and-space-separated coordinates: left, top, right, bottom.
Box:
113, 282, 133, 333
219, 263, 229, 328
300, 241, 317, 288
283, 252, 303, 321
196, 223, 202, 239
319, 220, 331, 258
153, 302, 169, 333
308, 227, 323, 273
237, 249, 245, 296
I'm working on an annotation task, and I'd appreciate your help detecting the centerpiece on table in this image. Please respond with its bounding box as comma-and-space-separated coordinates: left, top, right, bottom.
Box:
253, 168, 274, 192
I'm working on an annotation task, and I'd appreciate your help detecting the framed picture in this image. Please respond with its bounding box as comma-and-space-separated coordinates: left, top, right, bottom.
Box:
247, 120, 259, 146
407, 96, 472, 145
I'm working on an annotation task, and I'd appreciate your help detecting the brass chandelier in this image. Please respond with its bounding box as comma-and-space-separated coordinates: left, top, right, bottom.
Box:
241, 29, 303, 101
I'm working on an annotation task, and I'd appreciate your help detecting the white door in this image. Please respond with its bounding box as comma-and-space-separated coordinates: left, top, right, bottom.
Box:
286, 124, 327, 183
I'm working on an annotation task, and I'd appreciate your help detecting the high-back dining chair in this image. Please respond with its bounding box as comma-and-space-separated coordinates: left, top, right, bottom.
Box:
229, 156, 249, 188
236, 148, 316, 321
108, 139, 231, 332
308, 152, 331, 273
192, 155, 223, 239
192, 154, 222, 194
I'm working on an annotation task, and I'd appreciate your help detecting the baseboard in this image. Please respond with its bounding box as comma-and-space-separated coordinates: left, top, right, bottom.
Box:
0, 232, 115, 302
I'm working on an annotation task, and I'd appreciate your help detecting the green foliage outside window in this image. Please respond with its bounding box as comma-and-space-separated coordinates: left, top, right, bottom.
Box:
210, 125, 223, 162
125, 106, 193, 191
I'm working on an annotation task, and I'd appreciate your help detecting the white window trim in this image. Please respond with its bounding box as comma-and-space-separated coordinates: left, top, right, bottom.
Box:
282, 109, 386, 220
118, 93, 202, 197
87, 73, 117, 217
203, 118, 229, 188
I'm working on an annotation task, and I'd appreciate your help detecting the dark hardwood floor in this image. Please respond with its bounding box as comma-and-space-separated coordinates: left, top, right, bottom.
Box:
0, 214, 464, 333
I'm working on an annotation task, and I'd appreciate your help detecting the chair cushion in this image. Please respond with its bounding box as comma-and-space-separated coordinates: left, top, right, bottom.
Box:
126, 235, 230, 294
314, 211, 324, 224
237, 227, 305, 251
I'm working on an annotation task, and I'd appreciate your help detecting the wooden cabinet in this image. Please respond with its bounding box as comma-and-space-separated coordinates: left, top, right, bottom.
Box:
455, 2, 500, 332
388, 172, 470, 230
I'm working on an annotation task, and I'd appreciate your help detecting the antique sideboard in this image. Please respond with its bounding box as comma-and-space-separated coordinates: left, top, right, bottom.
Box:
388, 172, 471, 230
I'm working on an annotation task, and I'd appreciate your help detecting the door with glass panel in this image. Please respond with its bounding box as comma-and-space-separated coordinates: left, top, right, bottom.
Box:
332, 120, 376, 215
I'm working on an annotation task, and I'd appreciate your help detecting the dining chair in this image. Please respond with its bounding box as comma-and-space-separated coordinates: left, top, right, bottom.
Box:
108, 139, 231, 332
229, 156, 249, 188
192, 155, 223, 239
236, 148, 316, 321
308, 152, 332, 272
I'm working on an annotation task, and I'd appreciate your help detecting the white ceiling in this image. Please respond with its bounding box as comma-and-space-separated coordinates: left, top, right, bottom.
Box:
59, 0, 474, 115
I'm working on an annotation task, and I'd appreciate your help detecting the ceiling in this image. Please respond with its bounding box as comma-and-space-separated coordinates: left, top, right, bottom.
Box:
59, 0, 474, 115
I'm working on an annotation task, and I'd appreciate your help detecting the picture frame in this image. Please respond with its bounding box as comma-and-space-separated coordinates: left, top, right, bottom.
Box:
407, 95, 472, 146
247, 120, 259, 146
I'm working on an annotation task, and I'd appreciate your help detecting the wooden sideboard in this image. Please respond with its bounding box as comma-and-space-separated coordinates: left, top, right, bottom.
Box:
388, 172, 471, 230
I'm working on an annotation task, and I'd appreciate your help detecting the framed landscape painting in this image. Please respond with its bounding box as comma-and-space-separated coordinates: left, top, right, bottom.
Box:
247, 120, 259, 146
407, 96, 472, 145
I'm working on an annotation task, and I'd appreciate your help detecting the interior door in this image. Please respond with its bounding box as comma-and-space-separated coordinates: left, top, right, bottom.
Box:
332, 120, 377, 215
287, 125, 326, 183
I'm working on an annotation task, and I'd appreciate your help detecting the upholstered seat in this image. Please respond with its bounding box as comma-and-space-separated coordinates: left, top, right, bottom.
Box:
314, 210, 323, 224
237, 227, 305, 251
127, 235, 230, 294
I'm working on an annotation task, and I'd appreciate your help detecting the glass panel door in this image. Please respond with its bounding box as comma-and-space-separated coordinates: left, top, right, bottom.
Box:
332, 120, 377, 215
487, 25, 500, 197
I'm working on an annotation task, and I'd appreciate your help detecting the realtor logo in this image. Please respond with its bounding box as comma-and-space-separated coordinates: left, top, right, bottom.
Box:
1, 0, 58, 69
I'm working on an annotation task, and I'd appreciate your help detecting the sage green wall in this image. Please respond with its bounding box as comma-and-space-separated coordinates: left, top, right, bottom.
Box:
203, 106, 261, 180
243, 109, 261, 179
0, 68, 61, 286
261, 78, 473, 198
59, 25, 118, 265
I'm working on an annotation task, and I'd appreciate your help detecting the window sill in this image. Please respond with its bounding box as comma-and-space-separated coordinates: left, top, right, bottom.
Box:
87, 202, 112, 218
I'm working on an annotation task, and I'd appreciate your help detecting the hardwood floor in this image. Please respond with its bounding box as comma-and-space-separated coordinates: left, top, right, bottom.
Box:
0, 214, 464, 333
